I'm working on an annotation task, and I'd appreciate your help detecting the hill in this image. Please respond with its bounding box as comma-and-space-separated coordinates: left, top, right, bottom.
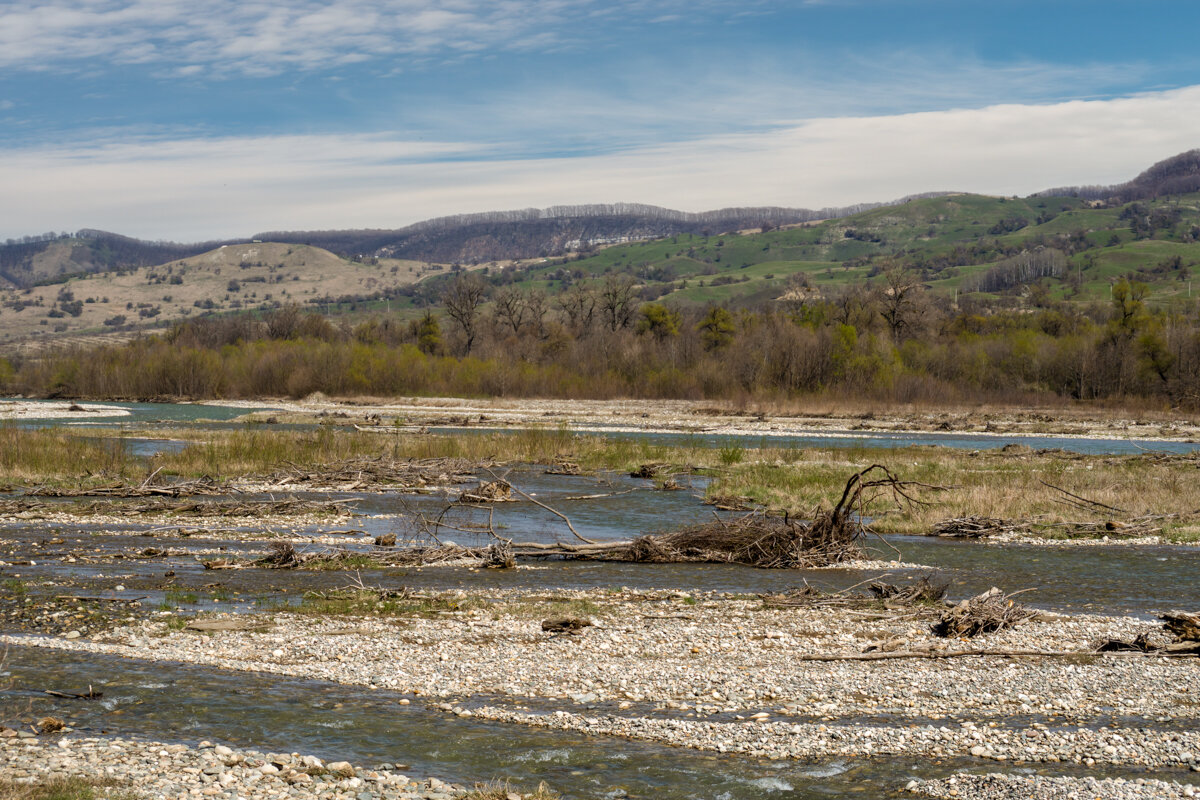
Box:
252, 200, 937, 264
414, 188, 1200, 313
0, 242, 427, 347
0, 230, 226, 289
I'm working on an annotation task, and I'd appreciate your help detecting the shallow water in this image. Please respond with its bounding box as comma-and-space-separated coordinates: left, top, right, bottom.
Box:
2, 646, 1188, 799
8, 398, 1198, 455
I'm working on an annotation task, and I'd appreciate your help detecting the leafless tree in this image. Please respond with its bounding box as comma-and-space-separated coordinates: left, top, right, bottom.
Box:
525, 289, 549, 338
492, 285, 528, 335
442, 273, 488, 354
875, 268, 927, 342
600, 274, 638, 332
557, 282, 597, 335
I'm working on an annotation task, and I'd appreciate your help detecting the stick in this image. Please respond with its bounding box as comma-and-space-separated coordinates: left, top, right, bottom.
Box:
791, 648, 1198, 662
483, 468, 596, 544
1038, 480, 1126, 514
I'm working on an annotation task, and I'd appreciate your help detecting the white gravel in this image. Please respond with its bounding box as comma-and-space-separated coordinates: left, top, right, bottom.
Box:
0, 732, 469, 799
5, 590, 1198, 769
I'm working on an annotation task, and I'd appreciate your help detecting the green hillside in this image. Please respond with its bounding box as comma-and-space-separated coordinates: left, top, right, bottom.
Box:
438, 191, 1200, 312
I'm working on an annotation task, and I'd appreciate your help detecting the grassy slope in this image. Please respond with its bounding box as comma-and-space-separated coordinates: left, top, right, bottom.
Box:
486, 192, 1200, 310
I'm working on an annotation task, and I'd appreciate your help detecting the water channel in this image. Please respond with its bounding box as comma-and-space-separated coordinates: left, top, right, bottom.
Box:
4, 400, 1199, 796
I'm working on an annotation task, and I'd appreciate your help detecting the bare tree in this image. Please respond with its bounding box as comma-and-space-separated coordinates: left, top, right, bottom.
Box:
557, 281, 597, 335
442, 273, 488, 354
492, 285, 528, 335
875, 268, 926, 341
525, 288, 549, 338
599, 274, 638, 332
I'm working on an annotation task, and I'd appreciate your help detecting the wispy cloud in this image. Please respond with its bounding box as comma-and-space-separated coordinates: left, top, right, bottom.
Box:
0, 0, 764, 75
4, 85, 1198, 241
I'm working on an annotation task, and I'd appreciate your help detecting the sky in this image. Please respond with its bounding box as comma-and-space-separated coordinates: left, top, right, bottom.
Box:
3, 0, 1200, 242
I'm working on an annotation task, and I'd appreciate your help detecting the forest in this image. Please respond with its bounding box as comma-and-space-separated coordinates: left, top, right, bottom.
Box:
4, 268, 1197, 410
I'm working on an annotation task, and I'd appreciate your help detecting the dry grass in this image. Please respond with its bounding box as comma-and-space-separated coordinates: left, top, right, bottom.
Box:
709, 447, 1200, 536
0, 778, 134, 800
463, 780, 560, 800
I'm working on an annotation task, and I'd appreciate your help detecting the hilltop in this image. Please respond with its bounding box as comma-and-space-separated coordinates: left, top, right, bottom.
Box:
3, 149, 1200, 349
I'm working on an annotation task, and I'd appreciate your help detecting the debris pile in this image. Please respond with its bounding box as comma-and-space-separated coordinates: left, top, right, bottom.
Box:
931, 587, 1037, 638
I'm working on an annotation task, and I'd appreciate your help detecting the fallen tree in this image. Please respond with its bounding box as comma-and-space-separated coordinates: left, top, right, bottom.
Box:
246, 464, 933, 570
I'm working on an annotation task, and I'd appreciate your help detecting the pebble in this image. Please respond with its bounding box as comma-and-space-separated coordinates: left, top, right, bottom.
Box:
0, 735, 465, 800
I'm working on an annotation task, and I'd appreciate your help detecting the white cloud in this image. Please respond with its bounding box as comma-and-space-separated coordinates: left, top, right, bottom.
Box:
0, 0, 760, 74
3, 85, 1200, 241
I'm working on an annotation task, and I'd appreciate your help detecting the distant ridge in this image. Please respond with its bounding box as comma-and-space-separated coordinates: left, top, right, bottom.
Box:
254, 195, 954, 264
1038, 149, 1200, 202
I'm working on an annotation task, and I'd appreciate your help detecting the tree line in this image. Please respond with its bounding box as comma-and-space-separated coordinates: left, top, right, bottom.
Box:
4, 271, 1199, 409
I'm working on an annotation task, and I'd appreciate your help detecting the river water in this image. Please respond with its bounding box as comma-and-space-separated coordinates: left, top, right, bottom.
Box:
4, 399, 1199, 796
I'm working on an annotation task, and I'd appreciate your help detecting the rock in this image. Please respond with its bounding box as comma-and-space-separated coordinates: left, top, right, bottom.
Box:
63, 631, 81, 640
327, 761, 356, 778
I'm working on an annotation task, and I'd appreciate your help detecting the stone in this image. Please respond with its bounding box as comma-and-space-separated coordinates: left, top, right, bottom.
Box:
327, 761, 356, 778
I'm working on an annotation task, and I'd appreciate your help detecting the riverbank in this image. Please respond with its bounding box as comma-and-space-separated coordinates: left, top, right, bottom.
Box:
6, 589, 1199, 773
211, 396, 1200, 444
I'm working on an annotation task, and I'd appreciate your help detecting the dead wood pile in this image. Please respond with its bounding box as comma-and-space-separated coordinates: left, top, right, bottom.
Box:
588, 464, 929, 569
932, 517, 1023, 538
1095, 611, 1200, 655
868, 575, 948, 606
760, 576, 948, 610
931, 587, 1037, 638
459, 480, 513, 504
932, 514, 1179, 540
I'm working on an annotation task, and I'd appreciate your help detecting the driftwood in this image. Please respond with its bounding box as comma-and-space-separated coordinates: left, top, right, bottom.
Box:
868, 576, 948, 606
541, 617, 592, 634
791, 648, 1198, 662
234, 465, 931, 571
1096, 611, 1200, 655
55, 595, 147, 604
931, 514, 1179, 540
43, 688, 102, 700
931, 587, 1037, 638
1163, 611, 1200, 641
25, 477, 226, 498
458, 480, 513, 504
933, 517, 1023, 538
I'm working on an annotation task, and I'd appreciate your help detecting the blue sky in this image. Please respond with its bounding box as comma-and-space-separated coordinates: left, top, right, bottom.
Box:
3, 0, 1200, 240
